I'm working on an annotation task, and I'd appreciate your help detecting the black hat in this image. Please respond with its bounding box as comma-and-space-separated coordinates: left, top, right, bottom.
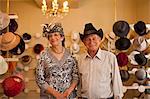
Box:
33, 44, 44, 54
115, 37, 131, 50
120, 70, 130, 82
134, 52, 147, 66
113, 20, 130, 37
22, 33, 31, 42
9, 19, 18, 33
79, 23, 103, 41
9, 35, 25, 55
134, 21, 147, 36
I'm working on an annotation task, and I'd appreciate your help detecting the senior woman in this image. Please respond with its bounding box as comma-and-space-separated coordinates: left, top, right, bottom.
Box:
36, 23, 79, 99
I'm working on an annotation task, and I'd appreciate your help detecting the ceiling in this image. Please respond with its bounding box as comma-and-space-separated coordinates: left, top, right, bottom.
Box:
34, 0, 79, 9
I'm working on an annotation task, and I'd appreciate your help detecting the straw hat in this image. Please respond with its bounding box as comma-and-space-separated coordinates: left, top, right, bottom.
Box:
0, 32, 20, 51
0, 55, 8, 75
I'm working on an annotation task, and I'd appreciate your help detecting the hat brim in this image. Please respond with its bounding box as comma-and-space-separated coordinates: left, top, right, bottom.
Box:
20, 55, 32, 65
0, 33, 21, 51
0, 56, 8, 75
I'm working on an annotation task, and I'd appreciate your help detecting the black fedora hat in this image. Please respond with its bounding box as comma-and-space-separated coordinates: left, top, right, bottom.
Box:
9, 19, 18, 33
134, 21, 147, 36
113, 20, 130, 37
115, 37, 131, 50
33, 44, 44, 54
79, 23, 103, 41
120, 70, 130, 82
134, 52, 147, 66
9, 35, 25, 55
22, 33, 31, 43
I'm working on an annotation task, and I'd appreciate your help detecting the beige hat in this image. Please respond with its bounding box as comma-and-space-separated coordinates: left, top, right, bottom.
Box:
0, 32, 20, 51
0, 12, 10, 30
0, 55, 8, 75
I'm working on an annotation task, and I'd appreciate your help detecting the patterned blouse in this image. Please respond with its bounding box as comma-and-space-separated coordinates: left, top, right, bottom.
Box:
35, 48, 79, 99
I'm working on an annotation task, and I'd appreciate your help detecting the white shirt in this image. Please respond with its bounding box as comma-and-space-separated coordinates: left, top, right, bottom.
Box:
78, 49, 123, 99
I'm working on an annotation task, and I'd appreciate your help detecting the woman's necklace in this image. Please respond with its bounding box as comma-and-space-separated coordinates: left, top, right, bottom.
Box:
51, 47, 64, 54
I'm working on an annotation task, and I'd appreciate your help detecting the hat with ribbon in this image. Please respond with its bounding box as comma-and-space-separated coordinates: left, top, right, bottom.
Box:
0, 55, 8, 75
115, 37, 131, 50
113, 20, 130, 37
79, 23, 103, 41
0, 32, 20, 51
20, 55, 32, 65
2, 76, 25, 97
116, 52, 128, 67
134, 21, 147, 36
9, 19, 18, 33
33, 44, 44, 54
0, 12, 10, 31
22, 33, 31, 43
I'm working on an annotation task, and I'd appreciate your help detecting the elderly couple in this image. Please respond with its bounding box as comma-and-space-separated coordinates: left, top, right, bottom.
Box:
35, 23, 123, 99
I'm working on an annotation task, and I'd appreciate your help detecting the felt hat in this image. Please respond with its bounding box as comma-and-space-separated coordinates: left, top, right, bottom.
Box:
134, 21, 147, 36
9, 19, 18, 33
134, 52, 147, 66
20, 55, 32, 65
135, 68, 146, 80
128, 51, 139, 65
79, 23, 103, 41
2, 76, 25, 97
0, 32, 20, 51
9, 35, 25, 55
0, 55, 8, 75
22, 33, 31, 43
113, 20, 130, 37
33, 44, 44, 54
116, 52, 128, 67
115, 37, 131, 50
0, 12, 10, 30
120, 70, 130, 82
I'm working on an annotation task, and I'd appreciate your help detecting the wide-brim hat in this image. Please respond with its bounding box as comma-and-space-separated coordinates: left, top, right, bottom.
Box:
134, 52, 147, 66
79, 23, 103, 41
115, 37, 131, 50
0, 32, 21, 51
120, 70, 130, 82
0, 55, 8, 75
9, 35, 25, 55
128, 51, 140, 65
9, 19, 18, 33
22, 33, 31, 43
132, 36, 149, 52
33, 44, 44, 54
135, 68, 146, 80
113, 20, 130, 37
0, 12, 10, 30
116, 52, 128, 67
20, 55, 32, 65
134, 21, 147, 36
2, 76, 25, 97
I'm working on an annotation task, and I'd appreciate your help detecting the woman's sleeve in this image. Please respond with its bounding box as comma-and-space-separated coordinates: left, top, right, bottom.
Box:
35, 53, 49, 91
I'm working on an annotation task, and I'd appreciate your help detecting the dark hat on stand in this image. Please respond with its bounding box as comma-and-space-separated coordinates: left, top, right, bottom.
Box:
22, 33, 31, 43
115, 37, 131, 50
134, 52, 147, 66
134, 21, 147, 36
20, 55, 32, 65
135, 68, 146, 80
116, 52, 128, 67
113, 20, 130, 37
120, 70, 130, 82
9, 19, 18, 33
79, 23, 103, 41
33, 44, 44, 54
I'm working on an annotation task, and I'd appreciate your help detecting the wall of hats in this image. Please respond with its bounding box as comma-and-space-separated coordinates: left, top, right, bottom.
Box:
101, 20, 150, 99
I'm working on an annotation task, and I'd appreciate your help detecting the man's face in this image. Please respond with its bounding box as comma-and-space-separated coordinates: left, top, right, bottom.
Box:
83, 34, 101, 52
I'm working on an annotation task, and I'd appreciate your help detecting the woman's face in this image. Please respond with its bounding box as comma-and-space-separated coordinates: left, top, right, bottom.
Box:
48, 32, 64, 47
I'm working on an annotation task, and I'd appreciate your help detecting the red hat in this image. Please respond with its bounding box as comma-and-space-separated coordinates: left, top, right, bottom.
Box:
116, 52, 128, 66
2, 76, 25, 97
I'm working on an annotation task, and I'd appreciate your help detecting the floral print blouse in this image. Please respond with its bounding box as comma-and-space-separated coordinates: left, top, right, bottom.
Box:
35, 48, 79, 99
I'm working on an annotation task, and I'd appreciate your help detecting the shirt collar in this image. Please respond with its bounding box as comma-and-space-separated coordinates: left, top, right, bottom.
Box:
83, 48, 102, 60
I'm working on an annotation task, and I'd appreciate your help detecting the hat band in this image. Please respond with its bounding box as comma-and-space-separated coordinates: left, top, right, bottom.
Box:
85, 30, 97, 35
2, 35, 17, 44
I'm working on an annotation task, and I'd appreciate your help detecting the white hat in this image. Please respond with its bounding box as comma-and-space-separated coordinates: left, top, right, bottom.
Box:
0, 12, 10, 30
0, 55, 8, 75
128, 51, 139, 65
